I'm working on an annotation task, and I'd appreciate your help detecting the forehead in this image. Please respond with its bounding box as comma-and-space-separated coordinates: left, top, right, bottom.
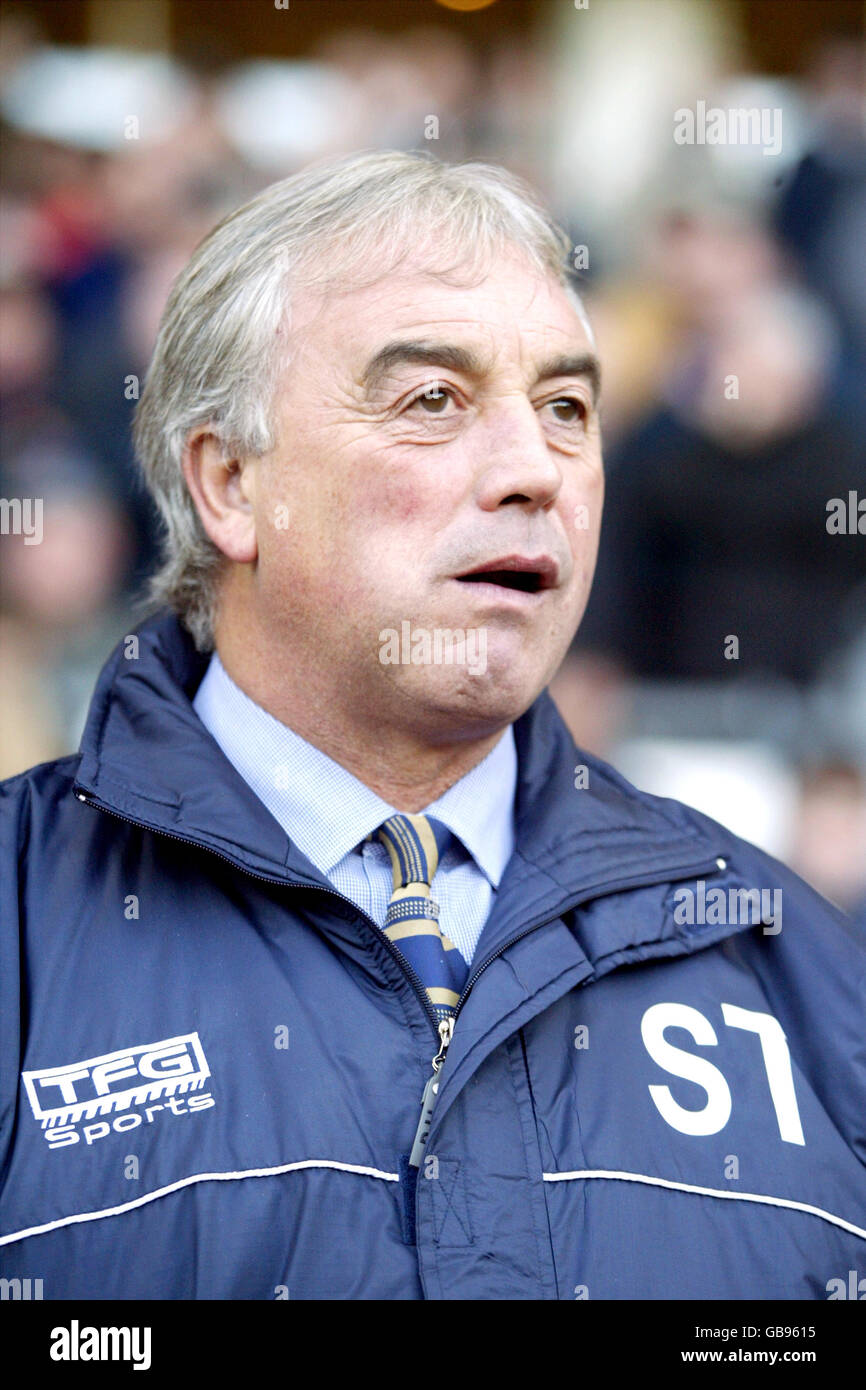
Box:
290, 248, 592, 374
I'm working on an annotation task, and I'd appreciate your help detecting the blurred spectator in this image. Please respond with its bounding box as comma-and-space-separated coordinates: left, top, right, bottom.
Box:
774, 34, 866, 364
0, 478, 130, 777
315, 27, 481, 158
579, 225, 866, 686
789, 761, 866, 926
0, 276, 132, 775
548, 649, 631, 761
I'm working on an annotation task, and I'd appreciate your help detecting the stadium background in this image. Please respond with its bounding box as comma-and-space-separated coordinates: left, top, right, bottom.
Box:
1, 0, 864, 921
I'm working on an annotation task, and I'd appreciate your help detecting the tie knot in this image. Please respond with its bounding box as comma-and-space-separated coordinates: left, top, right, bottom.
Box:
377, 813, 452, 891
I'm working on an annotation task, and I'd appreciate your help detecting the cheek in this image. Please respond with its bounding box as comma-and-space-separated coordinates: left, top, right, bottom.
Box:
353, 451, 446, 527
564, 465, 603, 552
340, 470, 453, 578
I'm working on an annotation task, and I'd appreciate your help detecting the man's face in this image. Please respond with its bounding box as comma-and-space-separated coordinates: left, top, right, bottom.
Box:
249, 244, 603, 740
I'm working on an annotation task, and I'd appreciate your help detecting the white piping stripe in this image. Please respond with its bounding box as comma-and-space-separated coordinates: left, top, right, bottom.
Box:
0, 1158, 399, 1248
542, 1169, 866, 1241
6, 1160, 862, 1249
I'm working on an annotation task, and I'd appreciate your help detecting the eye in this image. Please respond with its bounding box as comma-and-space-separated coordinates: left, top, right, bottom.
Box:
546, 395, 587, 425
405, 382, 455, 415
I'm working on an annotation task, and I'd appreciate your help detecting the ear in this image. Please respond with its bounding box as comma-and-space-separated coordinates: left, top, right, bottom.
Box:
182, 427, 258, 565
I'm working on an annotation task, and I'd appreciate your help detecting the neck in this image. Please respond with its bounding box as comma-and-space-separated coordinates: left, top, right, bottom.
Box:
214, 619, 508, 814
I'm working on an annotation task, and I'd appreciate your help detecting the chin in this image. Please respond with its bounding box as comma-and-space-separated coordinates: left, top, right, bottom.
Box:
406, 658, 546, 738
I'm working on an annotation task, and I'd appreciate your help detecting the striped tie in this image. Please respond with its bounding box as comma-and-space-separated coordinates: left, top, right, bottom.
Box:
377, 813, 468, 1022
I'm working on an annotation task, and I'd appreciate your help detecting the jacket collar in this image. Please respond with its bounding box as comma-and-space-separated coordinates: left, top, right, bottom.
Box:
75, 612, 297, 877
75, 612, 727, 946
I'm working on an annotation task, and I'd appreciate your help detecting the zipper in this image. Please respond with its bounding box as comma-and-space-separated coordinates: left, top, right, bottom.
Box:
408, 1016, 453, 1168
74, 785, 724, 1170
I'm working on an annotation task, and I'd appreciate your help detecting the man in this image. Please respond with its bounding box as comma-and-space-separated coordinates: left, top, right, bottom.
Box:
1, 152, 864, 1300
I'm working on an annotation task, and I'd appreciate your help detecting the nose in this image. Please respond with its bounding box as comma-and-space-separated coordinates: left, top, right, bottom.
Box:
471, 395, 563, 513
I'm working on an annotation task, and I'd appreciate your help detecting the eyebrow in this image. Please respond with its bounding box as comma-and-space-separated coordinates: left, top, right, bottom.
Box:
360, 339, 601, 405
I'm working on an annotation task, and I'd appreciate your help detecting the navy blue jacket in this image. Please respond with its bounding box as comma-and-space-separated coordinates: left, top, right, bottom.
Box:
1, 613, 864, 1299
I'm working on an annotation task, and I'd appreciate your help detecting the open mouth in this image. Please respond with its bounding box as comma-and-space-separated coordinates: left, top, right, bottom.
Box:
454, 556, 558, 594
457, 569, 544, 594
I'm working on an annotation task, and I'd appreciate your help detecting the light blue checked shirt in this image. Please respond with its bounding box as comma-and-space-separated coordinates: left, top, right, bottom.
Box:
193, 654, 516, 966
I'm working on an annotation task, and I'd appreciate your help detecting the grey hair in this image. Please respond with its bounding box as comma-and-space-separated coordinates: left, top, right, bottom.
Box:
133, 149, 588, 650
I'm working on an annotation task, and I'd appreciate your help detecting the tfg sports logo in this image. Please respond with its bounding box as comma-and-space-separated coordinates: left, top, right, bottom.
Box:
22, 1033, 215, 1150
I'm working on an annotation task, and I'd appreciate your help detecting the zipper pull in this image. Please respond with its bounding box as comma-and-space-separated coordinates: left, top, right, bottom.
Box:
408, 1017, 454, 1169
433, 1015, 454, 1067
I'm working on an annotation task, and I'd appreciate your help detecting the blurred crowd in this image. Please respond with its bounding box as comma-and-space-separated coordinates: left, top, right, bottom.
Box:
0, 0, 864, 921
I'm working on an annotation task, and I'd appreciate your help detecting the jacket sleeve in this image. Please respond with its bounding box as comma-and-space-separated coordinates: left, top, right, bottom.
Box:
0, 771, 27, 1188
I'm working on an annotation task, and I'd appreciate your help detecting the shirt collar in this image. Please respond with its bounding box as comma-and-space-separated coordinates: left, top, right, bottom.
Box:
192, 653, 516, 888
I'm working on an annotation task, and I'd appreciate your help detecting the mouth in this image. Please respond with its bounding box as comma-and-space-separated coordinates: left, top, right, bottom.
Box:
454, 556, 559, 595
